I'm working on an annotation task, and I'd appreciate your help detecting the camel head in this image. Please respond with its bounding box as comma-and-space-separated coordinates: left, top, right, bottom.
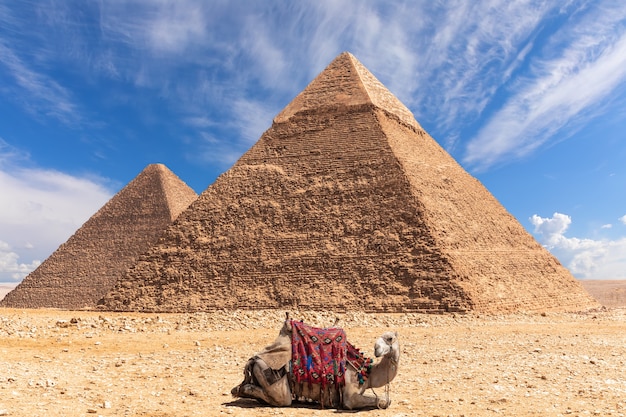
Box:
374, 331, 399, 358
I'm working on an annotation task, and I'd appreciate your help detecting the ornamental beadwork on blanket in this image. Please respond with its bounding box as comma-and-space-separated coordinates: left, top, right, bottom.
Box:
347, 342, 374, 385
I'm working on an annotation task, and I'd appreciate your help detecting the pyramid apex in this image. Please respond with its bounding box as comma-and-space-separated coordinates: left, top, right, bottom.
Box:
274, 52, 421, 130
144, 163, 168, 172
139, 163, 198, 220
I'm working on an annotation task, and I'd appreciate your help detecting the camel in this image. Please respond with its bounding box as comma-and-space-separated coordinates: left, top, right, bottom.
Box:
231, 314, 400, 409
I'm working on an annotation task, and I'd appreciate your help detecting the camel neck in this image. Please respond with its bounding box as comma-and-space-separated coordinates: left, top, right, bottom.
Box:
368, 349, 400, 388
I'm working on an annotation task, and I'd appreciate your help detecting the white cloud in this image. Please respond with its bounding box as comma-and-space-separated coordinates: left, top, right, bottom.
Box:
531, 212, 626, 279
0, 143, 113, 282
530, 212, 572, 247
601, 224, 613, 229
0, 240, 41, 281
620, 215, 626, 225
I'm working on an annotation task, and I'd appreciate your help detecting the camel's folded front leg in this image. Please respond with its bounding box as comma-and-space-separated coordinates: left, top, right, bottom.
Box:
342, 381, 391, 410
231, 357, 292, 407
231, 357, 256, 397
342, 391, 390, 410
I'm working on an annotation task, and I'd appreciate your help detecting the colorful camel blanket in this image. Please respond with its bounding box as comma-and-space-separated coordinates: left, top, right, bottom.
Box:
290, 320, 373, 392
291, 320, 347, 390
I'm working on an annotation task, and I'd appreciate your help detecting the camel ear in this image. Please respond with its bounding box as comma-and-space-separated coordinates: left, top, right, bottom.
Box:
285, 312, 290, 320
394, 331, 398, 338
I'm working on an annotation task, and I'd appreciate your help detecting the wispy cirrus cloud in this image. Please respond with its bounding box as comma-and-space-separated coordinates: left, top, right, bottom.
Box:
0, 40, 81, 125
5, 0, 623, 174
7, 1, 533, 164
463, 2, 626, 171
351, 1, 558, 149
97, 0, 224, 57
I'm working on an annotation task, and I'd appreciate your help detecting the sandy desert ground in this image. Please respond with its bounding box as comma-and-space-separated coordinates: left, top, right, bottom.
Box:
0, 307, 625, 417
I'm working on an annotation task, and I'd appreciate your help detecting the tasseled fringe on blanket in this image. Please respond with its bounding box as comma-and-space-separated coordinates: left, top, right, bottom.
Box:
291, 381, 344, 409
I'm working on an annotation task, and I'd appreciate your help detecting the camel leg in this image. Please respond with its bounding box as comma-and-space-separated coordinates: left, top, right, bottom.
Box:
343, 393, 391, 410
342, 384, 391, 410
230, 358, 255, 397
231, 358, 292, 407
238, 383, 275, 404
343, 392, 391, 410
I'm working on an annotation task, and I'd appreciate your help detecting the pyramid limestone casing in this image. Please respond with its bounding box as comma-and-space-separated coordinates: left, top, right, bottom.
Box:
1, 164, 197, 309
102, 53, 598, 314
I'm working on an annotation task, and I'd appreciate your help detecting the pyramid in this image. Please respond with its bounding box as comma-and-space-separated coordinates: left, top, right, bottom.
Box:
1, 164, 198, 309
102, 53, 598, 314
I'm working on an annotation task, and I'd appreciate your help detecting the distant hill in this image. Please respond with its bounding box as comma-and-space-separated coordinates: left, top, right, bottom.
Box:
580, 280, 626, 308
0, 284, 16, 302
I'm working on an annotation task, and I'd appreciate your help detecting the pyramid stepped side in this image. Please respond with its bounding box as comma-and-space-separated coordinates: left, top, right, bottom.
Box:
103, 109, 469, 313
1, 164, 197, 309
378, 112, 598, 313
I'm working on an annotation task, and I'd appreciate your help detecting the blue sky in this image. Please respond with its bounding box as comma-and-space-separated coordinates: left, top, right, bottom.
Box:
1, 1, 626, 284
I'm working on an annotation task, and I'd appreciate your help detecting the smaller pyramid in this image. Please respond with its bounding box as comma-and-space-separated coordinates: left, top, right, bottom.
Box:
0, 164, 197, 309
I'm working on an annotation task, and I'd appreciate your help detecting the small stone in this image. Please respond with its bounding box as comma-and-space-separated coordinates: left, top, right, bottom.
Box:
103, 401, 112, 409
87, 408, 97, 414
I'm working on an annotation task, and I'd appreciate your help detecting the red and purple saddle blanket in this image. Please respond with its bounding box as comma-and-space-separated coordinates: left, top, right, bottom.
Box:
290, 320, 373, 391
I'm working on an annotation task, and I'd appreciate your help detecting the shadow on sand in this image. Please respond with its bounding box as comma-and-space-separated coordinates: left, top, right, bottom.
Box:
222, 398, 367, 413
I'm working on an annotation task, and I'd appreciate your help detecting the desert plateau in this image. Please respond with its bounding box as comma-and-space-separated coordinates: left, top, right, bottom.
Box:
1, 306, 625, 417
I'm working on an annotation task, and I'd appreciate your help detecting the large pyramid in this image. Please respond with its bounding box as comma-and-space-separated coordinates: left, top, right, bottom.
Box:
102, 53, 598, 314
1, 164, 197, 309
